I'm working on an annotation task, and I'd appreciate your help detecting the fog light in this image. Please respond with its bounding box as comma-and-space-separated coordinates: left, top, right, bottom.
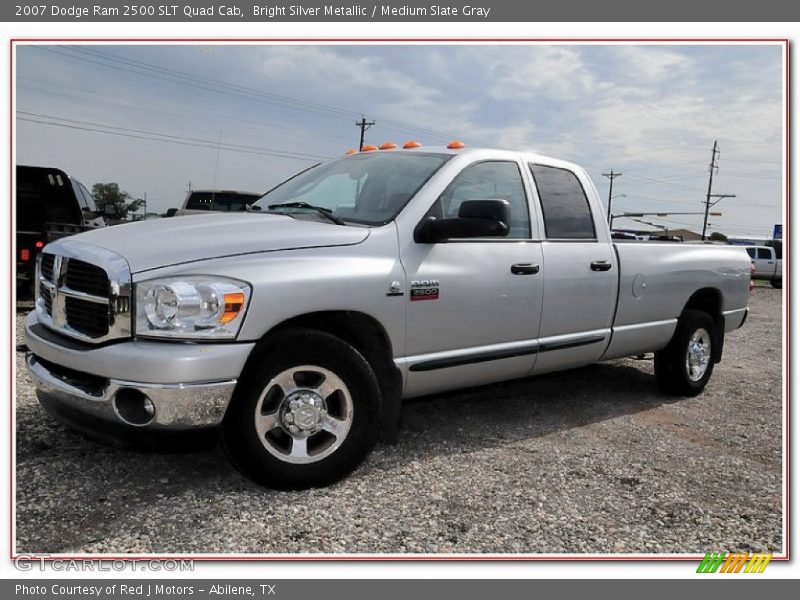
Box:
114, 388, 156, 426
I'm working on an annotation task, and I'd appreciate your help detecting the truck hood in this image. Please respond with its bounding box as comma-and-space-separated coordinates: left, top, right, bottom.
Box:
61, 213, 370, 273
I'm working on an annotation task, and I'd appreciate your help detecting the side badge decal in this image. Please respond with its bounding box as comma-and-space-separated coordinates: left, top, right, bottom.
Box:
410, 280, 440, 301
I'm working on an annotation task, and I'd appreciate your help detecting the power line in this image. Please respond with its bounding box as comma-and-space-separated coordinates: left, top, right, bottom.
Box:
18, 110, 331, 159
32, 45, 467, 145
17, 112, 329, 162
717, 173, 781, 181
50, 46, 360, 120
17, 79, 363, 149
625, 172, 708, 194
74, 45, 482, 144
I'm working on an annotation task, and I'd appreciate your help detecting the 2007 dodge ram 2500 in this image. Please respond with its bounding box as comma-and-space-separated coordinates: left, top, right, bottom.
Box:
24, 146, 751, 488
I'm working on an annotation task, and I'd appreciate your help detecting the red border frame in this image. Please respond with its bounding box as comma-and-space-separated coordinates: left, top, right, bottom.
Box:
8, 37, 791, 563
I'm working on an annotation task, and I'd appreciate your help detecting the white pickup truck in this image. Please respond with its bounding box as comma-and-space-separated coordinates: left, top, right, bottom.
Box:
744, 244, 782, 288
24, 144, 751, 488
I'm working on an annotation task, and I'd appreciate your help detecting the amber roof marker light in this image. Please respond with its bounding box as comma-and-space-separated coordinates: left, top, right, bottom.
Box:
403, 141, 422, 149
447, 140, 466, 149
379, 142, 398, 150
344, 149, 357, 155
361, 144, 378, 152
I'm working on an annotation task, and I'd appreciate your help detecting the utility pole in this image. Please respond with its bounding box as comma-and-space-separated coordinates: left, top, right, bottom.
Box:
702, 141, 719, 241
701, 140, 736, 240
602, 170, 622, 225
356, 116, 375, 150
143, 192, 147, 221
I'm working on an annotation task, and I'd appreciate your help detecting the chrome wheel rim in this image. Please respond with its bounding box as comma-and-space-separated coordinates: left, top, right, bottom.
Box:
685, 327, 711, 382
254, 365, 353, 464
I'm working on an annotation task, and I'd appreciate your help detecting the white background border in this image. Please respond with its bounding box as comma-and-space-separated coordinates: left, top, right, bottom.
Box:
1, 21, 795, 579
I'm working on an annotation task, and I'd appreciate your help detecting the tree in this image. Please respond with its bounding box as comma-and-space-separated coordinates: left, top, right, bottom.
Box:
91, 183, 144, 220
709, 231, 729, 243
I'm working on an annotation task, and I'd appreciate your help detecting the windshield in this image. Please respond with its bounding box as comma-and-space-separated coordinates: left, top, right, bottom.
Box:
254, 152, 451, 225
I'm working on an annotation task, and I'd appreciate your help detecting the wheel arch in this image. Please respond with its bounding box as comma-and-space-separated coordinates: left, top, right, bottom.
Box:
244, 310, 402, 443
681, 287, 724, 363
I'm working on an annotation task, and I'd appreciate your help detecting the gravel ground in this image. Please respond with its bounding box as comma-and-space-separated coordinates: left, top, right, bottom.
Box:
15, 286, 783, 555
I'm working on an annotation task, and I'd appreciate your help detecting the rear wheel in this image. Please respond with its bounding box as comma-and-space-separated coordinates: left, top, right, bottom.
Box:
654, 309, 716, 396
222, 328, 381, 489
770, 278, 782, 289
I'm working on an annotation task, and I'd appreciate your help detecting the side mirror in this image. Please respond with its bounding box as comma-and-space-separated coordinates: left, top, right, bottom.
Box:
104, 203, 119, 217
415, 199, 510, 243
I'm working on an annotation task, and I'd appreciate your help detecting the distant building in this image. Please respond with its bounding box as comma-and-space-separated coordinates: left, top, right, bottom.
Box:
729, 237, 771, 246
655, 228, 703, 242
611, 218, 704, 242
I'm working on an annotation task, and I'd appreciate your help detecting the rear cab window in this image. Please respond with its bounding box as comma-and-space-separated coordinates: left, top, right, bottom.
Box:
529, 164, 596, 240
185, 192, 261, 212
71, 180, 92, 211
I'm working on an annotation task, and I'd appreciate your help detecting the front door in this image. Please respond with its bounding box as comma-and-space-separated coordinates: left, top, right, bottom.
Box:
399, 160, 544, 397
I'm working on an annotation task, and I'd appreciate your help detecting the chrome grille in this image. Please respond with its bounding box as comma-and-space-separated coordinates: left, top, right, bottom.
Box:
40, 287, 52, 314
65, 296, 110, 338
65, 259, 109, 297
35, 244, 131, 344
40, 254, 55, 281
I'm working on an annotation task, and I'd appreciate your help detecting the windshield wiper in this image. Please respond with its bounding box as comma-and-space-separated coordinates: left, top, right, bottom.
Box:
266, 201, 345, 225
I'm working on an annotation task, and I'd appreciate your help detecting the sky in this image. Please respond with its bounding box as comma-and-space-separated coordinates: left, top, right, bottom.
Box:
15, 43, 783, 238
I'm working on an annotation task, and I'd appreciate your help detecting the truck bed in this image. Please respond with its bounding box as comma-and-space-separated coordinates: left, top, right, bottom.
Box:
600, 241, 751, 361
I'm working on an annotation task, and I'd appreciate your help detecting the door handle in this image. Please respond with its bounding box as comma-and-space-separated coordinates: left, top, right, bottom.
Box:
590, 260, 613, 272
510, 263, 540, 275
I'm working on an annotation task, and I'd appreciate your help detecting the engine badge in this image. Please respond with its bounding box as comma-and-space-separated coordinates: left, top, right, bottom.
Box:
410, 279, 440, 301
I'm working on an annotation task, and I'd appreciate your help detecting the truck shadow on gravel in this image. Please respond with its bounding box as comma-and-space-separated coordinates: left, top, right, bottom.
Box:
18, 360, 680, 494
16, 360, 692, 552
367, 361, 678, 469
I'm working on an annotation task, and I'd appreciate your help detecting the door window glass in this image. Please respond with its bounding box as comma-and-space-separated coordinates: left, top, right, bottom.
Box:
530, 164, 596, 239
431, 161, 530, 239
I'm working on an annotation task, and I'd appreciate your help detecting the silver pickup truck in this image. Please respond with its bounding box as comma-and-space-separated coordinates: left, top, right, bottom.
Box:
24, 145, 751, 488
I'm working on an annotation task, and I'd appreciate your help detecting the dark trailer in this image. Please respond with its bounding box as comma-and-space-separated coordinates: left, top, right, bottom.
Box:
16, 165, 104, 295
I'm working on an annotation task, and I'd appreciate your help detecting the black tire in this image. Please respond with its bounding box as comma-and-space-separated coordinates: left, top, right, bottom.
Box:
222, 328, 381, 489
770, 278, 782, 289
654, 309, 717, 397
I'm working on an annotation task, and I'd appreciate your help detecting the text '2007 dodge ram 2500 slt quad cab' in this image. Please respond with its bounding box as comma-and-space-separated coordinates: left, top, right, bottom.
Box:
24, 145, 751, 488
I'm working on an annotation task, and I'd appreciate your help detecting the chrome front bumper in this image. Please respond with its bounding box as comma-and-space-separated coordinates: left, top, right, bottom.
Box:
27, 354, 236, 429
24, 312, 255, 431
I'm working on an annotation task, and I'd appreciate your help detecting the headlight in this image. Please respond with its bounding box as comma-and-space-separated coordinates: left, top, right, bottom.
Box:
135, 276, 251, 340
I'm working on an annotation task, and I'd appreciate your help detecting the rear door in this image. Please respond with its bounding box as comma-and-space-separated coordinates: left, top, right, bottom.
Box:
527, 163, 617, 374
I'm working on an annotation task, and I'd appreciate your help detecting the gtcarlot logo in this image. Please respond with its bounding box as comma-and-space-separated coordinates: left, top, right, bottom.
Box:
14, 554, 194, 572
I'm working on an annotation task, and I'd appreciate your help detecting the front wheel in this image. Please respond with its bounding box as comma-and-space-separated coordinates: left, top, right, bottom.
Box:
654, 309, 716, 396
222, 328, 381, 489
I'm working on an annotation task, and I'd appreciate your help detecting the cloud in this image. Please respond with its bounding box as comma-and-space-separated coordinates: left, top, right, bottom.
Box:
15, 43, 783, 236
